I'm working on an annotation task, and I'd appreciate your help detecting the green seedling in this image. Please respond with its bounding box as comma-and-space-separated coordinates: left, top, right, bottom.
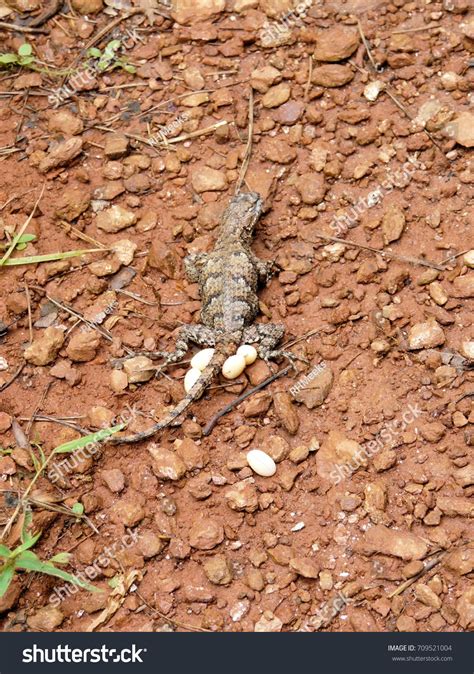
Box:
87, 40, 136, 74
0, 43, 36, 69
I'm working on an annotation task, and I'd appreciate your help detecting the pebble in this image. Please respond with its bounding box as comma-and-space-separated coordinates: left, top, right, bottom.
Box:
95, 205, 137, 233
66, 331, 100, 362
429, 281, 448, 306
71, 0, 103, 13
246, 449, 276, 477
293, 363, 333, 409
184, 367, 202, 393
191, 167, 227, 193
48, 109, 83, 136
224, 479, 259, 512
313, 26, 359, 61
110, 369, 128, 393
188, 516, 224, 550
111, 239, 137, 265
123, 356, 154, 383
456, 587, 474, 629
262, 83, 290, 108
450, 112, 474, 148
24, 327, 65, 366
295, 172, 326, 205
110, 499, 144, 527
222, 354, 246, 379
27, 606, 64, 631
236, 344, 257, 365
289, 555, 320, 578
101, 468, 125, 493
452, 274, 474, 298
382, 204, 405, 245
171, 0, 224, 24
362, 524, 428, 560
104, 133, 129, 159
316, 430, 366, 480
149, 446, 186, 481
460, 341, 474, 361
408, 321, 445, 350
254, 612, 283, 632
463, 250, 474, 268
0, 412, 12, 433
203, 555, 233, 585
250, 66, 281, 93
148, 241, 180, 279
38, 137, 83, 173
364, 80, 385, 101
55, 186, 91, 222
311, 64, 354, 87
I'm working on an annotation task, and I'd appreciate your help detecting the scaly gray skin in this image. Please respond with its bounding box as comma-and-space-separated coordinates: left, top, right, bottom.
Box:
111, 191, 295, 444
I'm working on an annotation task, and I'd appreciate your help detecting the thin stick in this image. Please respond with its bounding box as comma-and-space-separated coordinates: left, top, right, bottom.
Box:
356, 18, 378, 72
0, 21, 48, 33
391, 23, 440, 35
235, 88, 254, 194
308, 231, 446, 271
26, 382, 52, 437
388, 551, 446, 598
304, 54, 313, 102
59, 220, 106, 248
24, 282, 33, 345
0, 363, 25, 392
202, 365, 291, 436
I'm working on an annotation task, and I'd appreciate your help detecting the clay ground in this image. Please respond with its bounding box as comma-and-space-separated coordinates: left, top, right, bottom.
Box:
0, 0, 473, 634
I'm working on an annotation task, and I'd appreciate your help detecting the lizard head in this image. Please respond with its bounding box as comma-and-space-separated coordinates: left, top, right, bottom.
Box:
222, 191, 263, 243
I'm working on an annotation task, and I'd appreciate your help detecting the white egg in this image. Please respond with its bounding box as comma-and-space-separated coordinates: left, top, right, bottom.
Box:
184, 367, 201, 393
222, 354, 247, 379
246, 449, 276, 477
237, 344, 258, 365
191, 348, 215, 371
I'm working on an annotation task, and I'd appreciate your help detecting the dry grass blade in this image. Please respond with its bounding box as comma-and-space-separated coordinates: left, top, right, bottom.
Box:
2, 248, 105, 266
235, 87, 254, 194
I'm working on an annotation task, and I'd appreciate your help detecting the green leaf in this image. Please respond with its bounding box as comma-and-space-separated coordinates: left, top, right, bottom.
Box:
15, 552, 97, 592
107, 40, 121, 50
15, 530, 42, 554
0, 563, 15, 597
19, 55, 34, 66
87, 47, 102, 58
0, 544, 12, 559
53, 423, 125, 454
17, 233, 37, 244
0, 53, 19, 65
71, 502, 84, 516
18, 43, 32, 57
123, 64, 136, 74
49, 552, 72, 565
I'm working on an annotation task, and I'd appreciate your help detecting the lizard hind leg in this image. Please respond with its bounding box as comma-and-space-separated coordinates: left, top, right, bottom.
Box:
154, 324, 217, 367
242, 324, 304, 370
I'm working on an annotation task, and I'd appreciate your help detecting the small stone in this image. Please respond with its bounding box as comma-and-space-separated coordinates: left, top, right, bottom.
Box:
27, 606, 64, 631
111, 499, 144, 527
191, 167, 227, 193
203, 555, 233, 585
39, 137, 83, 173
123, 356, 154, 383
456, 587, 474, 629
250, 65, 281, 93
262, 83, 291, 108
111, 239, 137, 265
55, 186, 90, 222
397, 615, 417, 631
225, 479, 258, 512
415, 583, 441, 609
382, 204, 405, 245
444, 546, 474, 575
292, 363, 333, 409
171, 0, 225, 25
289, 555, 319, 578
437, 496, 473, 517
137, 530, 163, 559
313, 26, 359, 61
361, 524, 428, 560
149, 446, 187, 481
265, 435, 290, 462
104, 133, 129, 159
110, 369, 128, 393
66, 330, 100, 362
449, 112, 474, 148
189, 516, 224, 550
71, 0, 103, 13
311, 64, 354, 87
24, 327, 65, 366
261, 137, 297, 164
273, 392, 299, 434
0, 456, 16, 475
123, 173, 152, 194
89, 258, 121, 277
255, 611, 283, 632
402, 560, 424, 578
408, 321, 445, 350
452, 274, 474, 298
48, 109, 83, 136
364, 80, 384, 101
316, 430, 366, 481
96, 205, 137, 233
463, 250, 474, 268
87, 405, 114, 427
420, 421, 445, 443
288, 444, 310, 464
101, 468, 125, 493
0, 412, 12, 433
148, 240, 180, 279
428, 281, 448, 306
295, 173, 326, 205
246, 568, 265, 591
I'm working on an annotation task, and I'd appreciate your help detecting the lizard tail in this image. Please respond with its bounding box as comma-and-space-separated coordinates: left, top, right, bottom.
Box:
109, 346, 231, 444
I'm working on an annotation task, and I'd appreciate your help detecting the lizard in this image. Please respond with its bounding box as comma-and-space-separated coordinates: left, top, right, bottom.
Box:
111, 191, 297, 444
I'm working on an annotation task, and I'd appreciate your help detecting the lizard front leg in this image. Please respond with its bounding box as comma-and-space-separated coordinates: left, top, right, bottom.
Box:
184, 252, 209, 283
252, 256, 275, 286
